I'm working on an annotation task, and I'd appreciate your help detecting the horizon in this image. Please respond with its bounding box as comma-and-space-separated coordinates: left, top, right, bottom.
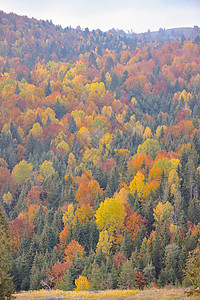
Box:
1, 9, 199, 34
0, 0, 200, 34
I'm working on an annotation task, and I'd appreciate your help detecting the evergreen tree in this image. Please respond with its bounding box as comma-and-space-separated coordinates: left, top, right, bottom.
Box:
110, 73, 119, 91
68, 116, 78, 134
0, 208, 15, 299
118, 260, 136, 289
55, 99, 67, 120
44, 80, 51, 97
111, 264, 118, 289
151, 231, 164, 279
120, 229, 133, 259
55, 268, 74, 290
89, 261, 104, 290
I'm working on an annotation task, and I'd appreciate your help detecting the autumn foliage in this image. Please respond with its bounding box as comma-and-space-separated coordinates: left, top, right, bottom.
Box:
1, 10, 200, 293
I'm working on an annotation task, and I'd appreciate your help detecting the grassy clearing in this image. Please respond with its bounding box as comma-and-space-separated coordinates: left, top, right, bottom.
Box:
14, 288, 199, 300
14, 289, 139, 299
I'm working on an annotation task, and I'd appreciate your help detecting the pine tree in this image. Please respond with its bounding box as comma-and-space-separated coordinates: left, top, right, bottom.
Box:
118, 260, 136, 289
120, 230, 133, 259
55, 268, 74, 290
45, 80, 51, 97
68, 116, 78, 134
89, 261, 104, 290
111, 263, 118, 289
0, 208, 15, 299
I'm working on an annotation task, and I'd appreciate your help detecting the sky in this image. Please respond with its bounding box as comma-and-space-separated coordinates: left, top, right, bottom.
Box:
0, 0, 200, 33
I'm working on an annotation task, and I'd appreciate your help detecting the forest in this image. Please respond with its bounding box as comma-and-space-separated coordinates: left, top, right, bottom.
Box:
0, 10, 200, 294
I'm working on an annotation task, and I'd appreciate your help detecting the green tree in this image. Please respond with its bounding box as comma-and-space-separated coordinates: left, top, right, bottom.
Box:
89, 261, 104, 290
55, 268, 74, 291
0, 208, 15, 299
68, 116, 78, 134
118, 260, 136, 289
185, 245, 200, 296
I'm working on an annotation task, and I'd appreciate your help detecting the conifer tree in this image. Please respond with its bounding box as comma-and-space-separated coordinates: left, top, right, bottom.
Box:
0, 208, 15, 299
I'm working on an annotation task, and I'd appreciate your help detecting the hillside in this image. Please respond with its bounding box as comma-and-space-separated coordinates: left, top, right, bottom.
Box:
0, 10, 200, 295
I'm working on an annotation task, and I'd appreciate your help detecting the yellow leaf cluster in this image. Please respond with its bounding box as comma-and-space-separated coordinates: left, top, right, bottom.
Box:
95, 197, 126, 236
75, 275, 90, 291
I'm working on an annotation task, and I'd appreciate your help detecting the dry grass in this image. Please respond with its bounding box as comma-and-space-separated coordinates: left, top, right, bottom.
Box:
125, 287, 199, 300
14, 289, 139, 300
14, 288, 199, 300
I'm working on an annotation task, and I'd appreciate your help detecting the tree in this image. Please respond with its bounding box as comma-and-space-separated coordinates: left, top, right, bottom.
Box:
153, 201, 174, 228
12, 160, 32, 185
95, 197, 126, 236
75, 275, 90, 291
89, 262, 105, 290
135, 269, 146, 290
0, 208, 15, 299
68, 116, 78, 133
64, 240, 84, 261
113, 252, 127, 270
137, 138, 161, 160
46, 260, 71, 287
96, 230, 112, 257
118, 260, 136, 289
185, 246, 200, 296
124, 210, 146, 244
39, 160, 55, 180
55, 268, 74, 291
45, 80, 51, 97
8, 215, 34, 254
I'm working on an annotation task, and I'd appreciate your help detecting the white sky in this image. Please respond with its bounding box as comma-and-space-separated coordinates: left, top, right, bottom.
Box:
0, 0, 200, 33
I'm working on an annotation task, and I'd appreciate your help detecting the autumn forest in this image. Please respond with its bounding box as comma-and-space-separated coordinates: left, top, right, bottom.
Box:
0, 10, 200, 295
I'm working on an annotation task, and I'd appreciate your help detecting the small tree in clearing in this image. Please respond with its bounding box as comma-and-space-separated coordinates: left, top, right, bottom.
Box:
75, 275, 90, 291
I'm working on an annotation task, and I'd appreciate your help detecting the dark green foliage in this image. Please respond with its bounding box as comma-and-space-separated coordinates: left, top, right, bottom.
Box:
54, 99, 67, 120
118, 260, 136, 289
188, 197, 200, 224
120, 230, 133, 259
0, 208, 15, 299
89, 261, 105, 290
44, 80, 51, 97
151, 231, 164, 279
143, 263, 156, 285
68, 116, 78, 134
55, 268, 74, 291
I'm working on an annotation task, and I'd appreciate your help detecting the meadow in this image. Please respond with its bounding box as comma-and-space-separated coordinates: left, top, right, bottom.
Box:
15, 288, 199, 300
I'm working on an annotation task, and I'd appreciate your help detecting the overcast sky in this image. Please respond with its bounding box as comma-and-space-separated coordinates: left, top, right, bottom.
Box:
0, 0, 200, 33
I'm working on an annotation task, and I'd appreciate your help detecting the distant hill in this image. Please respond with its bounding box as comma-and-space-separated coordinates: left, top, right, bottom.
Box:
109, 26, 200, 42
0, 10, 200, 68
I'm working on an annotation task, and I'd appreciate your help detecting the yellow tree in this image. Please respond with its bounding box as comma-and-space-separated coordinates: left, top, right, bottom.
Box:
74, 204, 95, 224
2, 192, 13, 206
76, 126, 91, 148
95, 197, 126, 236
12, 160, 33, 185
143, 127, 152, 140
129, 172, 146, 201
29, 122, 43, 139
67, 153, 77, 173
96, 230, 113, 257
153, 201, 174, 228
75, 275, 90, 291
56, 140, 70, 154
39, 160, 55, 180
63, 204, 75, 226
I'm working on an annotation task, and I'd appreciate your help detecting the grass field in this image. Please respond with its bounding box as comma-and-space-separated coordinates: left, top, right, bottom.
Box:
14, 288, 199, 300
